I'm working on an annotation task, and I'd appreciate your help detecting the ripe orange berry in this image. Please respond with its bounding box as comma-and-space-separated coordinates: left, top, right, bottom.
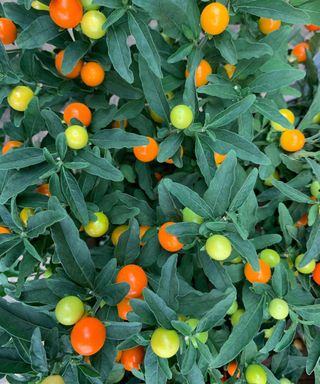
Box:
0, 18, 17, 45
244, 259, 271, 284
224, 64, 236, 79
55, 50, 83, 79
112, 120, 128, 128
292, 42, 310, 62
227, 361, 240, 378
139, 225, 150, 245
111, 225, 129, 246
312, 263, 320, 285
116, 264, 148, 298
81, 62, 105, 87
0, 226, 11, 234
280, 129, 305, 152
133, 137, 159, 162
165, 146, 184, 164
116, 350, 122, 362
200, 2, 229, 35
121, 346, 145, 371
64, 102, 92, 126
49, 0, 83, 29
185, 59, 212, 87
2, 140, 22, 155
295, 213, 308, 228
258, 18, 281, 34
214, 152, 226, 165
305, 24, 320, 32
158, 222, 183, 252
117, 296, 143, 321
36, 183, 51, 197
154, 172, 162, 181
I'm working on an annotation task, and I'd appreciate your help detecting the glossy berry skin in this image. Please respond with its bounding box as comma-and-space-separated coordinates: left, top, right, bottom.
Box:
226, 300, 238, 315
2, 141, 22, 155
295, 254, 316, 274
205, 234, 232, 261
70, 317, 106, 356
214, 152, 226, 165
0, 18, 17, 45
84, 212, 109, 237
36, 183, 51, 197
117, 297, 133, 321
245, 364, 267, 384
49, 0, 83, 29
120, 346, 145, 371
170, 105, 193, 129
185, 59, 212, 87
158, 222, 183, 252
305, 24, 320, 32
64, 103, 92, 126
151, 328, 180, 358
295, 213, 308, 228
271, 109, 295, 132
41, 376, 65, 384
55, 296, 85, 325
260, 249, 280, 268
20, 207, 35, 226
258, 18, 281, 34
7, 86, 34, 112
149, 109, 164, 124
182, 207, 204, 224
230, 308, 244, 326
244, 259, 271, 284
292, 42, 310, 63
227, 360, 240, 378
224, 64, 236, 78
279, 379, 292, 384
81, 10, 107, 39
0, 226, 11, 234
200, 2, 229, 36
264, 170, 280, 187
81, 0, 99, 10
111, 225, 129, 246
55, 51, 83, 79
280, 129, 305, 152
268, 298, 289, 320
81, 62, 105, 87
116, 264, 148, 298
312, 263, 320, 285
65, 125, 89, 149
133, 137, 159, 162
310, 180, 320, 198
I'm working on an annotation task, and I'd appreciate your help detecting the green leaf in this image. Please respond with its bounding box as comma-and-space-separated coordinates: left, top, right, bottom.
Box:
272, 180, 312, 204
278, 203, 295, 246
306, 332, 320, 374
228, 233, 259, 271
253, 99, 294, 129
16, 16, 61, 49
144, 346, 167, 384
107, 322, 142, 340
62, 40, 89, 76
42, 109, 65, 138
195, 135, 215, 186
157, 254, 179, 310
181, 344, 197, 375
271, 262, 289, 298
236, 38, 273, 59
0, 148, 45, 170
274, 319, 298, 352
104, 7, 126, 28
198, 75, 238, 100
115, 217, 140, 265
301, 217, 320, 267
306, 158, 320, 181
157, 133, 183, 163
94, 258, 118, 295
168, 43, 193, 64
214, 31, 237, 65
107, 25, 133, 83
0, 348, 31, 374
91, 129, 149, 149
229, 169, 258, 211
128, 12, 162, 78
30, 327, 48, 373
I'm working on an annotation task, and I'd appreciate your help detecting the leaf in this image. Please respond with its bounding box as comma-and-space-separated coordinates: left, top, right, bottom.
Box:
94, 258, 117, 296
128, 12, 162, 78
144, 346, 167, 384
229, 169, 258, 212
207, 95, 256, 128
306, 158, 320, 181
157, 133, 184, 163
107, 25, 133, 83
0, 348, 31, 374
157, 254, 179, 310
253, 99, 294, 129
115, 217, 140, 265
301, 217, 320, 267
198, 75, 238, 100
203, 151, 237, 216
91, 129, 149, 149
168, 43, 193, 64
228, 233, 259, 271
16, 16, 61, 49
272, 180, 312, 204
181, 344, 197, 375
212, 296, 264, 367
195, 135, 215, 186
41, 109, 65, 138
62, 40, 89, 75
0, 147, 44, 170
214, 31, 237, 65
30, 327, 48, 373
306, 332, 320, 374
236, 38, 273, 59
107, 322, 142, 340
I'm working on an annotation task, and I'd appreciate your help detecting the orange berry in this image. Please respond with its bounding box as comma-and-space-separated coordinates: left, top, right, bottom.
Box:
36, 183, 51, 197
200, 2, 229, 35
116, 265, 148, 298
158, 222, 183, 252
258, 18, 281, 34
55, 50, 83, 79
227, 361, 240, 378
295, 213, 308, 228
312, 263, 320, 285
0, 226, 11, 234
64, 102, 92, 126
244, 259, 271, 284
116, 350, 122, 362
133, 137, 159, 162
280, 129, 305, 152
305, 24, 320, 32
112, 120, 128, 128
49, 0, 83, 29
185, 59, 212, 87
121, 346, 144, 371
214, 152, 226, 165
81, 62, 105, 87
224, 64, 236, 78
2, 141, 22, 155
0, 18, 17, 45
292, 42, 310, 62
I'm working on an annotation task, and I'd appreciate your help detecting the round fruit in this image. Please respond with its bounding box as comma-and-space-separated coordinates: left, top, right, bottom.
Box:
149, 109, 164, 124
205, 234, 232, 261
49, 0, 83, 29
116, 264, 148, 298
81, 10, 106, 39
0, 18, 17, 45
133, 137, 159, 162
264, 170, 280, 187
112, 119, 128, 128
2, 140, 22, 155
139, 225, 150, 245
20, 207, 35, 226
7, 86, 34, 112
185, 318, 208, 347
244, 259, 271, 284
226, 300, 238, 315
264, 326, 275, 339
245, 364, 267, 384
310, 180, 320, 198
115, 350, 122, 362
227, 361, 240, 378
279, 379, 292, 384
81, 0, 99, 10
280, 129, 305, 152
64, 102, 92, 126
271, 109, 295, 132
151, 328, 180, 358
312, 263, 320, 285
182, 207, 204, 224
81, 62, 105, 87
295, 254, 316, 274
158, 222, 183, 252
214, 152, 226, 165
185, 59, 212, 88
292, 42, 310, 62
295, 213, 308, 228
111, 225, 129, 246
305, 24, 320, 32
120, 346, 144, 371
65, 125, 89, 149
230, 309, 244, 326
170, 105, 193, 129
117, 297, 133, 321
200, 2, 229, 35
268, 298, 289, 320
260, 249, 280, 268
55, 50, 83, 79
71, 317, 106, 356
84, 212, 109, 237
55, 296, 85, 325
258, 18, 281, 34
224, 64, 236, 79
36, 183, 51, 197
0, 226, 11, 234
31, 1, 50, 10
41, 376, 65, 384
